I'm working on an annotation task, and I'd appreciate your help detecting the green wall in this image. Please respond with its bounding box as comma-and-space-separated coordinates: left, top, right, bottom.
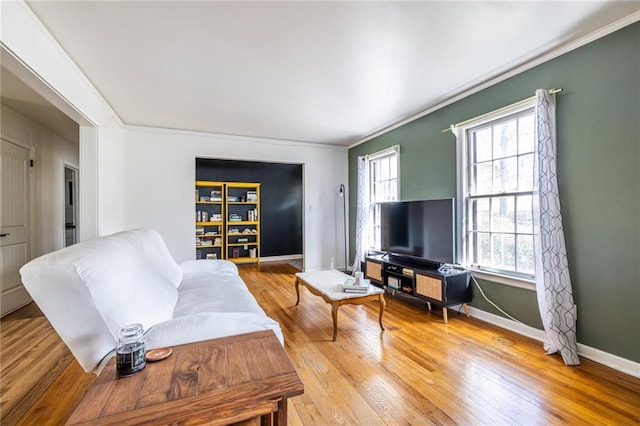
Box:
348, 22, 640, 362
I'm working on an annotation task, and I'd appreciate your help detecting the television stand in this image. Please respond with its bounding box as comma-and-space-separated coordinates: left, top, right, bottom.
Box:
364, 254, 471, 323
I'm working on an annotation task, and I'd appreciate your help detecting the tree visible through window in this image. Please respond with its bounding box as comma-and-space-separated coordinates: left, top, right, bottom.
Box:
464, 106, 536, 278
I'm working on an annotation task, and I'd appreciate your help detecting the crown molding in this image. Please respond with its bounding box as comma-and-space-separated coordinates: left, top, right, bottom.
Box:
126, 124, 348, 152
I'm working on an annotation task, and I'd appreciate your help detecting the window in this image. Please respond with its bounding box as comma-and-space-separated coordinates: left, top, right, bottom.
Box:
459, 101, 536, 280
368, 147, 399, 249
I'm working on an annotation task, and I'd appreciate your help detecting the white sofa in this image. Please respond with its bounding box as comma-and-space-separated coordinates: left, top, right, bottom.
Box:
19, 228, 283, 373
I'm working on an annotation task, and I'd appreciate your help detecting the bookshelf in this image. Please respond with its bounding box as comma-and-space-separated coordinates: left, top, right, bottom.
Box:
195, 181, 225, 260
225, 182, 260, 264
195, 181, 260, 264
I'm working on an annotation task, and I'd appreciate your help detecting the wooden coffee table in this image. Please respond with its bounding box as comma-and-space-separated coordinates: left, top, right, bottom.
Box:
295, 269, 386, 341
67, 330, 303, 426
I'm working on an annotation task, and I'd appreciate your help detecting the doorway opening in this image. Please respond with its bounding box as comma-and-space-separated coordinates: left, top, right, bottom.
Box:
195, 158, 304, 268
64, 165, 78, 247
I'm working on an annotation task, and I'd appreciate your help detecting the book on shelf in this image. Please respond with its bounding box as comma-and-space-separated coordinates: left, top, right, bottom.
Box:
229, 213, 243, 222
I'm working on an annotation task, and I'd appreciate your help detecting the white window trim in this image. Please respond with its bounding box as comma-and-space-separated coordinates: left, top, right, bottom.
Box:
367, 144, 401, 192
470, 268, 536, 291
455, 98, 537, 290
367, 145, 401, 250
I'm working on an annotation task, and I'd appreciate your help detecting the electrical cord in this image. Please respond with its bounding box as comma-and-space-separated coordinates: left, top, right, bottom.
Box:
471, 274, 523, 324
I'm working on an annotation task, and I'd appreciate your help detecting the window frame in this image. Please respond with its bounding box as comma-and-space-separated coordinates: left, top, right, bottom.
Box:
456, 100, 537, 290
367, 146, 400, 251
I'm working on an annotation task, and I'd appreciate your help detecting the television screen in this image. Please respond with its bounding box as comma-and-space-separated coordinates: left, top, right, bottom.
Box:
380, 199, 454, 265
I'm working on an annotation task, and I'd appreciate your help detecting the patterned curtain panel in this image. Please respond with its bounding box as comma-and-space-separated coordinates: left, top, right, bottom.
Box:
352, 156, 369, 271
533, 89, 580, 365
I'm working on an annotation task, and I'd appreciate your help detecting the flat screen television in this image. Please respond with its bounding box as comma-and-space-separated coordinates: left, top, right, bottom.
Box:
380, 199, 455, 266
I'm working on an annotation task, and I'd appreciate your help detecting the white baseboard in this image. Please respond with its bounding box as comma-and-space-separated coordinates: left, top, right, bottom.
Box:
260, 254, 303, 263
576, 343, 640, 378
467, 306, 640, 378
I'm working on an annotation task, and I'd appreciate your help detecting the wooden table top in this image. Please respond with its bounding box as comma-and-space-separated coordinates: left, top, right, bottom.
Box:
67, 330, 304, 426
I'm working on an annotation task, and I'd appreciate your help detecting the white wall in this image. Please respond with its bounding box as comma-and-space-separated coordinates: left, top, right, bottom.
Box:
1, 104, 79, 257
96, 117, 126, 236
124, 127, 348, 270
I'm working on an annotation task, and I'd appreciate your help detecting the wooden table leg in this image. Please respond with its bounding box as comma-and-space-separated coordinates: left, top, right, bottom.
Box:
331, 302, 339, 341
295, 279, 301, 306
443, 307, 448, 323
274, 397, 288, 426
260, 413, 272, 426
378, 294, 386, 331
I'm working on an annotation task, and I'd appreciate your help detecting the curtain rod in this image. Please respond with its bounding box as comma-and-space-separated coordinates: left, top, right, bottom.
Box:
365, 144, 400, 160
441, 88, 563, 133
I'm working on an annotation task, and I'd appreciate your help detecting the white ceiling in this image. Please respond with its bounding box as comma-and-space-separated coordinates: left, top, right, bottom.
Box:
19, 1, 640, 146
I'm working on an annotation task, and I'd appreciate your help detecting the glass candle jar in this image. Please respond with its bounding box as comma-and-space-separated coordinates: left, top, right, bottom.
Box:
116, 323, 146, 377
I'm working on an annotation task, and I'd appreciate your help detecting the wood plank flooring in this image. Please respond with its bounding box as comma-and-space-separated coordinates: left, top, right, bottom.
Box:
2, 262, 639, 425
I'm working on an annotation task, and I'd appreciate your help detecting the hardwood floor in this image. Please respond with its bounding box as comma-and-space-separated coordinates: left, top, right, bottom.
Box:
2, 262, 639, 425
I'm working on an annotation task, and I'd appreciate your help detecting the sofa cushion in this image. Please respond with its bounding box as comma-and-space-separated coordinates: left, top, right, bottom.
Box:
22, 229, 179, 343
145, 312, 284, 350
125, 229, 184, 288
180, 259, 238, 276
175, 260, 265, 317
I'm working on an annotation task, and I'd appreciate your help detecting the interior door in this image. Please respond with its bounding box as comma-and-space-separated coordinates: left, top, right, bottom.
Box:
1, 139, 32, 316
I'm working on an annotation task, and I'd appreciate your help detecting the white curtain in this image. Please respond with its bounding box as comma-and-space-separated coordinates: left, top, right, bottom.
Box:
533, 89, 580, 365
352, 156, 369, 272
